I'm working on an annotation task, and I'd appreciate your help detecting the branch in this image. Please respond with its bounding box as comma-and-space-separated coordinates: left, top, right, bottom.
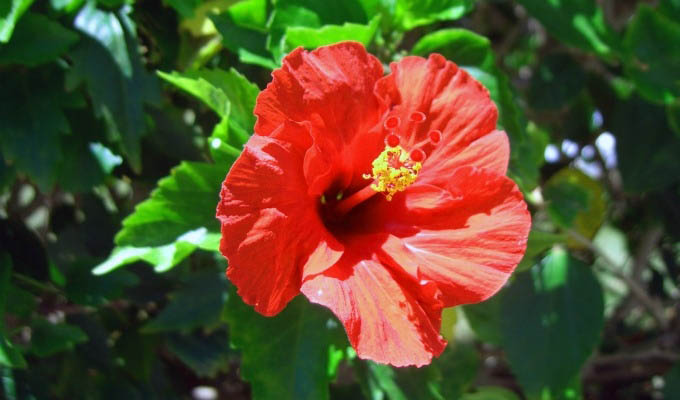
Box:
567, 229, 669, 329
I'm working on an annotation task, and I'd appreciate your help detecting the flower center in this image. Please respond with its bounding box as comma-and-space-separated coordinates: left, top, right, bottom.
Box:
362, 143, 422, 201
331, 112, 442, 217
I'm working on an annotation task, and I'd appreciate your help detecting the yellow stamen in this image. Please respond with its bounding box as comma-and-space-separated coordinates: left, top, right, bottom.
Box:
362, 145, 422, 201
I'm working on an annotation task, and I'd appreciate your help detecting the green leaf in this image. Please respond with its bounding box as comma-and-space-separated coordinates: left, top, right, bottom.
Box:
141, 272, 228, 333
460, 386, 521, 400
65, 269, 139, 306
0, 74, 70, 190
395, 0, 474, 31
284, 15, 381, 49
623, 5, 680, 105
74, 2, 132, 77
515, 0, 618, 57
157, 68, 259, 132
211, 10, 277, 69
611, 96, 680, 192
528, 54, 586, 110
0, 0, 34, 42
353, 361, 408, 400
68, 5, 160, 172
225, 290, 340, 400
664, 362, 680, 399
412, 28, 492, 67
94, 228, 220, 274
0, 13, 79, 66
114, 162, 225, 247
543, 168, 606, 241
463, 294, 503, 346
516, 230, 567, 272
394, 343, 479, 400
49, 0, 85, 13
30, 319, 89, 357
166, 331, 232, 377
500, 248, 604, 397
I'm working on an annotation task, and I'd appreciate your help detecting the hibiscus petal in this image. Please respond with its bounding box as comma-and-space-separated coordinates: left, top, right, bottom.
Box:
254, 42, 387, 195
375, 54, 500, 187
424, 130, 510, 177
217, 124, 343, 316
382, 166, 530, 307
301, 235, 446, 367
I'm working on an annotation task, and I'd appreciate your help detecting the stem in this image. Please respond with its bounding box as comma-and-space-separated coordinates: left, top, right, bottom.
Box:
12, 273, 61, 295
334, 184, 379, 217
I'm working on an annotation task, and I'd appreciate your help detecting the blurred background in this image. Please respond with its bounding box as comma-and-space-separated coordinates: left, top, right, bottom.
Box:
1, 0, 679, 399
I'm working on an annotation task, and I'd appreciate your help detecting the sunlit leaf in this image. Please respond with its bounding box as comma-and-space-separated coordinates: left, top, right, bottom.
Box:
515, 0, 618, 57
0, 0, 34, 42
114, 162, 225, 247
284, 15, 380, 49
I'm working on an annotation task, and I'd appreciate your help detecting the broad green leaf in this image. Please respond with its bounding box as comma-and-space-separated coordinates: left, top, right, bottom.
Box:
395, 0, 474, 31
274, 0, 369, 26
157, 68, 259, 132
394, 343, 479, 400
543, 168, 606, 242
0, 74, 70, 190
225, 290, 340, 400
412, 28, 492, 67
74, 2, 132, 77
0, 13, 79, 66
515, 0, 618, 57
30, 319, 89, 357
611, 96, 680, 192
500, 248, 604, 397
528, 54, 586, 110
516, 230, 567, 272
211, 10, 277, 69
664, 362, 680, 399
284, 15, 380, 49
463, 294, 503, 346
0, 0, 34, 42
266, 4, 321, 62
166, 331, 232, 377
460, 386, 521, 400
623, 5, 680, 105
94, 228, 220, 274
114, 162, 225, 247
141, 272, 228, 333
68, 5, 160, 172
65, 268, 139, 306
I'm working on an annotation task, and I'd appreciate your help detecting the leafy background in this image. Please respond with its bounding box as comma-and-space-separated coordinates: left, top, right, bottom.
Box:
1, 0, 680, 399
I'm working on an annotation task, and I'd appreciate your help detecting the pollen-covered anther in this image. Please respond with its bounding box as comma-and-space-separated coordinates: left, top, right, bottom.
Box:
363, 145, 422, 201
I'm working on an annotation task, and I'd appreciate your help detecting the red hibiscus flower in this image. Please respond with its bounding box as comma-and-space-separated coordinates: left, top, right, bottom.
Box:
216, 42, 530, 367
